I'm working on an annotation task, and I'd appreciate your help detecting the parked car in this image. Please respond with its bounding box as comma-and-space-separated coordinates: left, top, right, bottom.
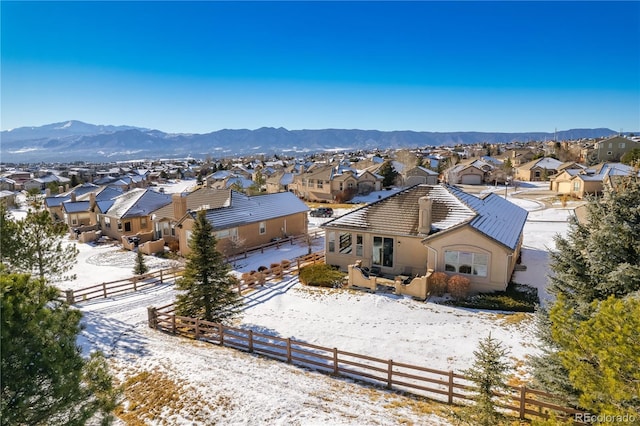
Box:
310, 207, 334, 218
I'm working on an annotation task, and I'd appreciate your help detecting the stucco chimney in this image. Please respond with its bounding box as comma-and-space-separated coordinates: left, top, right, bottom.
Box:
418, 196, 433, 234
45, 188, 51, 197
172, 193, 187, 219
89, 192, 96, 210
70, 192, 76, 202
59, 185, 65, 194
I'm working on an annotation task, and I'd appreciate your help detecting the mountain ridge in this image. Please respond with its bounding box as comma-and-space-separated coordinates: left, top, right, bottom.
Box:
0, 121, 621, 163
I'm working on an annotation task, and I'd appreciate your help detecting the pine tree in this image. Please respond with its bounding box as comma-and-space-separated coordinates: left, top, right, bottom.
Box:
1, 269, 119, 424
0, 205, 18, 264
133, 250, 149, 275
532, 175, 640, 401
175, 210, 242, 323
550, 295, 640, 418
462, 333, 511, 426
379, 160, 399, 187
7, 208, 79, 283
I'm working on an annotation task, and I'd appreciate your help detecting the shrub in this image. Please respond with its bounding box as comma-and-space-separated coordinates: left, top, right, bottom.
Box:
444, 283, 539, 312
428, 272, 448, 296
257, 265, 268, 272
299, 264, 344, 288
448, 275, 471, 300
168, 240, 180, 253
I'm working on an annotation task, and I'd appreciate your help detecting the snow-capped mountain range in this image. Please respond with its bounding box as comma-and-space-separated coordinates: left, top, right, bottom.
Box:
0, 120, 619, 162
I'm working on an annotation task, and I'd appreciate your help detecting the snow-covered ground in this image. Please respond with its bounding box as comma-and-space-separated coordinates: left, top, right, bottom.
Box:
10, 184, 573, 424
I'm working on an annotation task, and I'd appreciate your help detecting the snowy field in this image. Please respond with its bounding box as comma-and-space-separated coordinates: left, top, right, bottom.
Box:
9, 184, 573, 424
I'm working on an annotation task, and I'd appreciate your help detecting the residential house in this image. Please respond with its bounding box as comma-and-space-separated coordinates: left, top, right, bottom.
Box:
290, 164, 382, 202
265, 171, 295, 194
595, 135, 640, 162
514, 157, 564, 181
96, 188, 172, 243
150, 188, 232, 244
404, 166, 439, 186
445, 159, 495, 185
323, 184, 528, 294
550, 163, 638, 199
0, 177, 17, 191
176, 191, 309, 256
0, 190, 17, 208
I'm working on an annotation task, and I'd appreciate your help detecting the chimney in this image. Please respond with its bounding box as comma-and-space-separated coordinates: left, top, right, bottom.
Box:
89, 192, 96, 211
45, 188, 51, 197
59, 185, 65, 194
172, 193, 187, 219
418, 196, 432, 234
70, 192, 76, 202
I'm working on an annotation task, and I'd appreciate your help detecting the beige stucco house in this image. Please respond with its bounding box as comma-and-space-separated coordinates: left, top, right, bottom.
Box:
323, 184, 528, 294
550, 162, 638, 199
514, 157, 564, 181
96, 188, 172, 243
176, 191, 309, 256
290, 164, 382, 202
404, 166, 439, 186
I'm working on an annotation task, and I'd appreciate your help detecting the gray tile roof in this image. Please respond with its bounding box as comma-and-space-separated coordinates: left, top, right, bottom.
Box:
324, 185, 476, 237
324, 184, 528, 250
105, 188, 172, 218
62, 201, 91, 213
446, 186, 528, 250
152, 188, 231, 219
197, 191, 309, 231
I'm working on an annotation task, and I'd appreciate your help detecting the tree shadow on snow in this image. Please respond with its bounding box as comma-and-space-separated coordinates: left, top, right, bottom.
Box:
79, 311, 151, 359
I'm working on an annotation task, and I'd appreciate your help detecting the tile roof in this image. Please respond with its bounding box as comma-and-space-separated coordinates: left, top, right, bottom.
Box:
105, 188, 172, 218
324, 184, 528, 250
197, 191, 309, 231
323, 185, 476, 237
62, 201, 91, 213
152, 188, 232, 219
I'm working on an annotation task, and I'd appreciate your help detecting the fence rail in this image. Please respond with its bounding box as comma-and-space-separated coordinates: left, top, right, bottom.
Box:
147, 307, 585, 423
60, 267, 183, 304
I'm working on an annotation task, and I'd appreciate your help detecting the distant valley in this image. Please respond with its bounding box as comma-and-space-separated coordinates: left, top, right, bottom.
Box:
0, 120, 619, 163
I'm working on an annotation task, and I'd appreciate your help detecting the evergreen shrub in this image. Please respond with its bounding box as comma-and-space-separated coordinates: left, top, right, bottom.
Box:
299, 264, 344, 288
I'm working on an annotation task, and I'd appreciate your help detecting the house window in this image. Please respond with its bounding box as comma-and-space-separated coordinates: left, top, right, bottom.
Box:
608, 143, 613, 148
259, 221, 266, 235
327, 231, 336, 253
339, 182, 344, 191
339, 232, 352, 254
71, 218, 78, 225
372, 236, 393, 267
573, 181, 580, 191
356, 234, 363, 257
619, 143, 626, 149
141, 217, 147, 228
317, 180, 323, 189
117, 221, 122, 231
104, 217, 111, 229
216, 228, 238, 240
124, 222, 132, 232
348, 182, 354, 189
444, 250, 488, 277
309, 179, 314, 187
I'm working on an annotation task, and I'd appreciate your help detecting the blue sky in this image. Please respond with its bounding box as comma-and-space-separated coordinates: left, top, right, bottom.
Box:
2, 1, 639, 134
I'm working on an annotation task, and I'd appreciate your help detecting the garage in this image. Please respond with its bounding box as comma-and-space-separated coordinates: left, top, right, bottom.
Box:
460, 174, 482, 185
557, 181, 572, 194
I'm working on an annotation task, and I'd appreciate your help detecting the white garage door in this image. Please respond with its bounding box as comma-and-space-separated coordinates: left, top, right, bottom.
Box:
461, 174, 482, 185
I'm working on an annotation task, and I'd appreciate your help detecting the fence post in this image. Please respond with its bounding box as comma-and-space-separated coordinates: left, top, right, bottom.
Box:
387, 359, 393, 389
448, 371, 454, 404
160, 269, 163, 283
248, 330, 254, 353
297, 258, 301, 271
65, 289, 75, 305
102, 282, 108, 298
132, 276, 138, 292
194, 318, 200, 339
286, 338, 292, 363
333, 348, 339, 375
172, 315, 176, 334
219, 323, 224, 345
147, 307, 157, 328
519, 386, 526, 419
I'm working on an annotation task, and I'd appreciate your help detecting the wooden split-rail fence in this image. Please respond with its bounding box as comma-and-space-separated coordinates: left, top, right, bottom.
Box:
60, 251, 325, 304
147, 303, 585, 423
60, 267, 183, 304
